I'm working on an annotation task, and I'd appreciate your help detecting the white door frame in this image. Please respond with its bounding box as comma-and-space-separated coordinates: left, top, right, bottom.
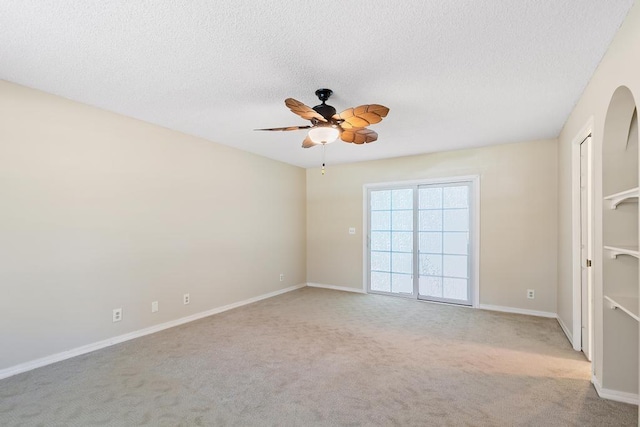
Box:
571, 118, 594, 354
579, 136, 593, 361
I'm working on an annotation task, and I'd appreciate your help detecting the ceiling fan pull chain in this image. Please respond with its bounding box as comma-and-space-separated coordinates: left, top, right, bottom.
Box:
321, 143, 326, 175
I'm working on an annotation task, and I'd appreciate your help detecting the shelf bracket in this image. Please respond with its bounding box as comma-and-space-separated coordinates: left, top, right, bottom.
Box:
605, 188, 639, 209
604, 295, 640, 322
604, 246, 640, 259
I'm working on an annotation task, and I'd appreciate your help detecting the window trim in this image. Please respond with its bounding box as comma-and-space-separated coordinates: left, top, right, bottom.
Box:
362, 175, 480, 308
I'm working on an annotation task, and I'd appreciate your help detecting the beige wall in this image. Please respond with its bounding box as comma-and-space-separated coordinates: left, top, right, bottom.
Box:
0, 81, 307, 370
307, 139, 558, 313
557, 0, 640, 393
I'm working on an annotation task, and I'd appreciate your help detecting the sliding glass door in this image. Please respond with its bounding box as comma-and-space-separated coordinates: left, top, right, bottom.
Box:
367, 178, 475, 306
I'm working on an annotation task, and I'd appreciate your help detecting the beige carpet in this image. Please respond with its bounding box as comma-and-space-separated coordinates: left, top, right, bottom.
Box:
0, 287, 636, 426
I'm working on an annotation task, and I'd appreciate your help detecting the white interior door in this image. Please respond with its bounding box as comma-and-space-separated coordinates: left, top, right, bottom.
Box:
580, 137, 593, 361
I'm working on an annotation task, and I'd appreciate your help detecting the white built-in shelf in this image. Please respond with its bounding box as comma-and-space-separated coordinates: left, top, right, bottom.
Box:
604, 295, 640, 322
604, 245, 640, 259
604, 187, 639, 209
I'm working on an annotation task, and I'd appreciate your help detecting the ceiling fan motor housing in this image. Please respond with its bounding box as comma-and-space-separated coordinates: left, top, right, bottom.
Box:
312, 103, 337, 121
312, 88, 337, 121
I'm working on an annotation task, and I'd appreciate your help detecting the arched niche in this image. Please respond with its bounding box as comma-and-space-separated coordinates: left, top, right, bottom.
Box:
601, 84, 639, 395
603, 86, 637, 195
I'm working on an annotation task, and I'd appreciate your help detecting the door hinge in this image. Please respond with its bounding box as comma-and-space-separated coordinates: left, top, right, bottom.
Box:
586, 259, 592, 267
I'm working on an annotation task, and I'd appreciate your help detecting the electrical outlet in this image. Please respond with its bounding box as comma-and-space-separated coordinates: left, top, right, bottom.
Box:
527, 289, 535, 299
183, 293, 190, 305
151, 301, 158, 313
112, 308, 122, 322
279, 273, 284, 282
349, 227, 356, 235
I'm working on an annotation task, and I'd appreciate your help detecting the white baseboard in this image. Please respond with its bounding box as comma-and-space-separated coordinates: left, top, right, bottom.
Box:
0, 283, 306, 381
306, 282, 366, 294
592, 374, 639, 405
306, 287, 558, 319
478, 304, 557, 319
556, 315, 576, 348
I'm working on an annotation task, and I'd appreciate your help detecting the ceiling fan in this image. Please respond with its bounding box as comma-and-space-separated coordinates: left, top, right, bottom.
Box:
256, 89, 389, 173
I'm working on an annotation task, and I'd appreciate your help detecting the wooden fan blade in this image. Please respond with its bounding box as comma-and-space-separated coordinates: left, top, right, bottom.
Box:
338, 104, 389, 129
285, 98, 327, 122
254, 125, 312, 131
340, 128, 378, 144
302, 135, 318, 149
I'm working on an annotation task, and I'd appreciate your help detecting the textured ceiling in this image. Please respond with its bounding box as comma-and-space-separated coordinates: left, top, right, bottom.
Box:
0, 1, 635, 168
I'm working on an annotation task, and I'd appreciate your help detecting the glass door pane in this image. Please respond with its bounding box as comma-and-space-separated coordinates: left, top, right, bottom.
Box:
417, 183, 471, 305
369, 188, 414, 296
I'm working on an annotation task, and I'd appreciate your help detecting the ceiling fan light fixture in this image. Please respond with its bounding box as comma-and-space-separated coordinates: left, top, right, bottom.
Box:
308, 126, 339, 144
